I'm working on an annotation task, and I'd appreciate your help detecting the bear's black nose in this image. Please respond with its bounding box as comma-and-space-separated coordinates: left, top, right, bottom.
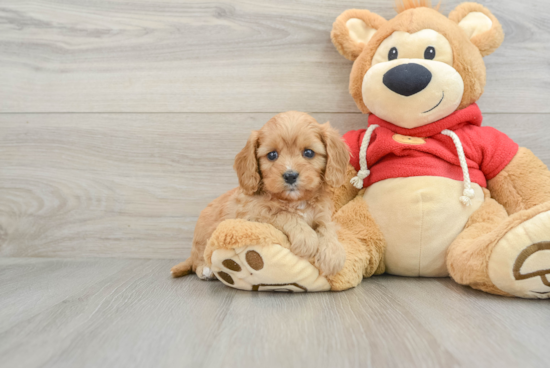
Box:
383, 63, 432, 97
283, 171, 299, 185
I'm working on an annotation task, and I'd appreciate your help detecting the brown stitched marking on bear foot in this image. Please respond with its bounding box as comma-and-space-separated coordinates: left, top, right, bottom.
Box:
246, 250, 264, 270
513, 241, 550, 287
251, 283, 307, 292
217, 271, 234, 285
222, 259, 242, 272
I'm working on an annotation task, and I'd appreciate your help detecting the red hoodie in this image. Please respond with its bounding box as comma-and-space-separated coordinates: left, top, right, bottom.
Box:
343, 104, 518, 188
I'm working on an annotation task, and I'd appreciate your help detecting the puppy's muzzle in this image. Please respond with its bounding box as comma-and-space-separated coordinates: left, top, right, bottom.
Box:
283, 171, 299, 185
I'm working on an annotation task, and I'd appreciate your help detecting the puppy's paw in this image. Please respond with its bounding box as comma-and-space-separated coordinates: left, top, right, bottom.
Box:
315, 238, 346, 276
196, 264, 218, 281
289, 228, 319, 260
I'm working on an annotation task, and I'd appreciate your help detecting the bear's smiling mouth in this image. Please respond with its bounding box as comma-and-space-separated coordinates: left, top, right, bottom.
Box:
422, 91, 445, 114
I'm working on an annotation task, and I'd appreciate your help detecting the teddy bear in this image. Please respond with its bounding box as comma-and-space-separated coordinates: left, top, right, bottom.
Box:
190, 1, 550, 298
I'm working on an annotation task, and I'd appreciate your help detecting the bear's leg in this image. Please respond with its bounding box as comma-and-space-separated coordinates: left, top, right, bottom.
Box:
447, 191, 550, 298
446, 192, 510, 296
327, 193, 386, 291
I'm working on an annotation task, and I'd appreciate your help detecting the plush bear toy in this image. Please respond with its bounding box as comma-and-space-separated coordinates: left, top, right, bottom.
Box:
198, 1, 550, 298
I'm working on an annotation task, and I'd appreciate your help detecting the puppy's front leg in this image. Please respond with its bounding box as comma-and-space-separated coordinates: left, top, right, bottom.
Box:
315, 221, 346, 276
271, 213, 318, 260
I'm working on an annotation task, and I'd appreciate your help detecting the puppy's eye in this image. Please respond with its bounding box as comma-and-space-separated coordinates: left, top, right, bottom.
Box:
267, 151, 278, 161
388, 47, 398, 61
303, 149, 315, 159
424, 46, 435, 60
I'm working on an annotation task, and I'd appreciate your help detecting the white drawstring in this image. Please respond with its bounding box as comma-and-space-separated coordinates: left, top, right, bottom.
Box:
441, 129, 476, 206
351, 126, 475, 204
350, 124, 379, 189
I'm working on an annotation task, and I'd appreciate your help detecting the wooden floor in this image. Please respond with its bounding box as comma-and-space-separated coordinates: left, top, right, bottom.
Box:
0, 258, 549, 368
1, 1, 550, 367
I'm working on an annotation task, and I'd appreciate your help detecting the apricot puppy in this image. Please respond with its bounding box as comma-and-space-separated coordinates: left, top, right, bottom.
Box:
171, 111, 350, 279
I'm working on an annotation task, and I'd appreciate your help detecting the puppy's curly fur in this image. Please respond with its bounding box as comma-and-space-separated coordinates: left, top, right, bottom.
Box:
171, 111, 350, 279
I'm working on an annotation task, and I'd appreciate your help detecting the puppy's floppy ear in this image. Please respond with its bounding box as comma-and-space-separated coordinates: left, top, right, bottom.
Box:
321, 123, 350, 188
331, 9, 387, 61
449, 3, 504, 57
234, 131, 261, 195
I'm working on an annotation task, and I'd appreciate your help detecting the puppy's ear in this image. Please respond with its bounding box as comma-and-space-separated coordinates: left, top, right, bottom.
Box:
449, 3, 504, 57
331, 9, 387, 61
321, 123, 350, 188
234, 131, 261, 195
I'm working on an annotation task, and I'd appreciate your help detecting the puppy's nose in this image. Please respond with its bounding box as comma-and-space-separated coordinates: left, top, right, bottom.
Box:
383, 63, 432, 97
283, 171, 299, 185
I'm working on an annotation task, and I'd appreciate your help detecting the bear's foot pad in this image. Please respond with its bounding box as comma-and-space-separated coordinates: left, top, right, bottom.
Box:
489, 210, 550, 299
210, 243, 330, 292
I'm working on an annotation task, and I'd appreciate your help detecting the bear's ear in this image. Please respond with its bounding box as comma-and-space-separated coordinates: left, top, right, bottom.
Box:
449, 3, 504, 57
331, 9, 387, 61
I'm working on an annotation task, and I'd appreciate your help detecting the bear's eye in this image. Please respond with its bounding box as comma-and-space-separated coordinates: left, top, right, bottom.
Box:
303, 149, 315, 159
388, 47, 398, 61
424, 46, 436, 60
267, 151, 278, 161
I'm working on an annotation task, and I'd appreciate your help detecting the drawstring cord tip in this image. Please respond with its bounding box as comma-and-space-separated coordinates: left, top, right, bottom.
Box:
459, 187, 475, 206
350, 169, 370, 189
350, 176, 363, 189
459, 196, 472, 206
463, 188, 475, 198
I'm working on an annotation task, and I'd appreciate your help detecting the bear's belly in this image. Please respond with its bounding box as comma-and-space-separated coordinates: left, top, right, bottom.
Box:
363, 176, 485, 277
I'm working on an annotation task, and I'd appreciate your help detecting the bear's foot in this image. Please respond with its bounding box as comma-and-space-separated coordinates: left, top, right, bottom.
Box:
211, 245, 331, 292
205, 219, 330, 292
488, 208, 550, 299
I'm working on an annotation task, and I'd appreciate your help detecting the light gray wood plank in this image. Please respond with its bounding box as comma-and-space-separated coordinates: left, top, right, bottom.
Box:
377, 277, 550, 367
0, 258, 549, 368
0, 257, 149, 334
0, 0, 548, 113
1, 112, 549, 259
0, 258, 237, 368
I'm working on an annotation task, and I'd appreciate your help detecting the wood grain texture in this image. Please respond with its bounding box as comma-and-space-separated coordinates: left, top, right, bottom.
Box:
0, 0, 549, 113
0, 258, 549, 368
1, 112, 549, 259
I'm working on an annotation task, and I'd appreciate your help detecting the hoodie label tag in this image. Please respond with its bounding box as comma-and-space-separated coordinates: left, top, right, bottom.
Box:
393, 134, 426, 145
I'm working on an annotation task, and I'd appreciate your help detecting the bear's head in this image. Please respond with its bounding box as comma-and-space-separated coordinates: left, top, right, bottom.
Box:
331, 1, 504, 129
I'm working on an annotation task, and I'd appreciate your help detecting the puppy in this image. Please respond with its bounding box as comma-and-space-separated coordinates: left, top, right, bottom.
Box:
171, 111, 350, 279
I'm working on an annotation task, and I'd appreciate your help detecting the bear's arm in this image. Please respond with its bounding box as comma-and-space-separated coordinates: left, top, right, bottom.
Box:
331, 163, 360, 213
488, 147, 550, 215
